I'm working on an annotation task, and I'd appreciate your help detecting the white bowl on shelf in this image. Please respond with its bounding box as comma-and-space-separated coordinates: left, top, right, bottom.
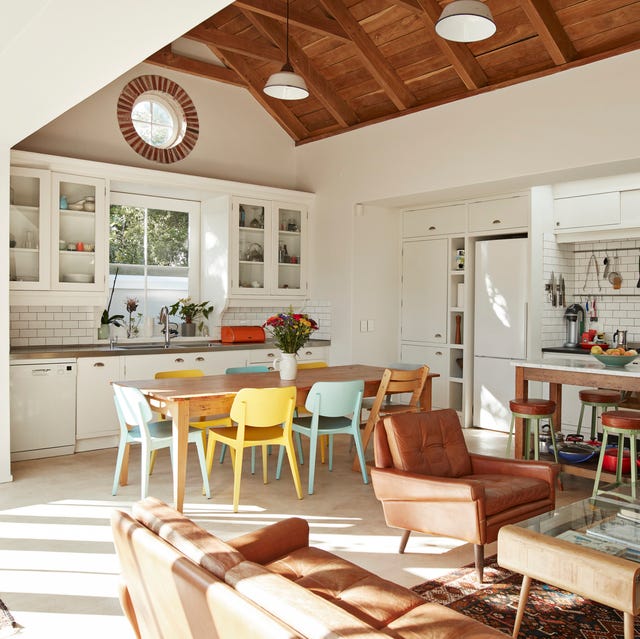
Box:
62, 273, 93, 283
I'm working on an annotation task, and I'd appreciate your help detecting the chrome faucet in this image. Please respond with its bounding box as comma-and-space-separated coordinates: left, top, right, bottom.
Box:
160, 306, 171, 348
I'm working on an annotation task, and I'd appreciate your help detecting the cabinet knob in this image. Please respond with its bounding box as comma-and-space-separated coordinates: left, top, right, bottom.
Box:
435, 351, 443, 356
196, 356, 204, 362
435, 333, 442, 338
304, 350, 311, 356
428, 225, 436, 231
174, 357, 185, 363
93, 362, 105, 367
492, 219, 501, 224
556, 221, 560, 226
267, 352, 275, 358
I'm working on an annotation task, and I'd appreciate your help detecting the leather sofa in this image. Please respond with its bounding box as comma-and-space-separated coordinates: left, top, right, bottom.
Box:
112, 496, 509, 638
371, 409, 560, 581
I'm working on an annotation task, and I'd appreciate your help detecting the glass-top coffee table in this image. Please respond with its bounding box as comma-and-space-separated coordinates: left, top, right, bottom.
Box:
498, 487, 640, 639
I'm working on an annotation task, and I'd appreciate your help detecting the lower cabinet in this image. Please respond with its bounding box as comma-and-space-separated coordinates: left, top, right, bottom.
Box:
76, 356, 123, 444
400, 343, 449, 410
244, 346, 329, 371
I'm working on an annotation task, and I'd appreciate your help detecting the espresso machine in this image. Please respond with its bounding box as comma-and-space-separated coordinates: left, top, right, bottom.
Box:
564, 303, 585, 347
613, 329, 628, 350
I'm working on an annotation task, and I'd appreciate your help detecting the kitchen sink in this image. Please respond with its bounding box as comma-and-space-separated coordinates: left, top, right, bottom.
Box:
114, 341, 217, 351
115, 344, 169, 350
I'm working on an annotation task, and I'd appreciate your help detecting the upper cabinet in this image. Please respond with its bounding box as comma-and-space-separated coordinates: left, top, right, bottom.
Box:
554, 191, 621, 231
468, 194, 529, 233
230, 196, 308, 298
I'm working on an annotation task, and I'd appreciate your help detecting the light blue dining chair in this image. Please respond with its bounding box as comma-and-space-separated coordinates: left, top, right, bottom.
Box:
219, 365, 271, 472
275, 379, 367, 495
112, 384, 211, 500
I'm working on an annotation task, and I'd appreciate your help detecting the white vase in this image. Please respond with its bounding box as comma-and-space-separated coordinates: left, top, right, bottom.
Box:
277, 352, 298, 380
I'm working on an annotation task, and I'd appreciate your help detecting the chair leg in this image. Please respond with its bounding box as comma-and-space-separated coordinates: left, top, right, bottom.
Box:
308, 432, 318, 495
352, 431, 369, 485
547, 416, 559, 463
506, 414, 515, 456
398, 530, 411, 554
295, 431, 304, 465
592, 430, 610, 498
474, 544, 485, 583
262, 445, 268, 485
141, 443, 152, 500
284, 435, 303, 500
590, 406, 598, 441
219, 443, 227, 464
328, 435, 334, 472
205, 432, 217, 479
232, 446, 244, 513
149, 449, 158, 475
630, 433, 638, 500
195, 437, 211, 499
576, 403, 585, 437
112, 439, 127, 495
275, 445, 285, 479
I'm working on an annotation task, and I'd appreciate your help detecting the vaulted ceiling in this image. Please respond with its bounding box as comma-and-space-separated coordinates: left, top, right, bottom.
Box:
147, 0, 640, 145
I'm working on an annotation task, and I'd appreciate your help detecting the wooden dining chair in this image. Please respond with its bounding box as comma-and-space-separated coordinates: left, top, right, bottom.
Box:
112, 384, 210, 500
205, 386, 302, 512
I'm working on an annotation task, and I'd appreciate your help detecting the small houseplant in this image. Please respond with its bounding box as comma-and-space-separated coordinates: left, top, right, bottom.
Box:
169, 297, 214, 336
99, 267, 124, 339
263, 307, 318, 380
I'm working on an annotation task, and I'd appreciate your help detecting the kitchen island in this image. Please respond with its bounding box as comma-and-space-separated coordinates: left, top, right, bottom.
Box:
513, 356, 640, 481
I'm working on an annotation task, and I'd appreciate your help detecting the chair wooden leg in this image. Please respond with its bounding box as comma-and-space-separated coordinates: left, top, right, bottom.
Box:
474, 544, 485, 583
398, 529, 411, 553
120, 443, 130, 487
195, 437, 211, 499
284, 435, 303, 500
205, 432, 217, 479
149, 449, 158, 475
112, 439, 127, 495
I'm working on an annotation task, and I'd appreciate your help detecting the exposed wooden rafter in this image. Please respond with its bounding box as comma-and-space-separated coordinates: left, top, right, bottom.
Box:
519, 0, 577, 65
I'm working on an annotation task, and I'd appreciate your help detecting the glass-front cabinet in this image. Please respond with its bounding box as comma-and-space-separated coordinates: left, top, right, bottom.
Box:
230, 197, 307, 297
51, 173, 106, 291
9, 167, 51, 289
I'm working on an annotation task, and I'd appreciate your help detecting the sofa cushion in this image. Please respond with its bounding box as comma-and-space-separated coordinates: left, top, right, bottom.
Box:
469, 474, 550, 516
226, 560, 390, 639
265, 546, 424, 628
382, 410, 472, 477
132, 496, 244, 580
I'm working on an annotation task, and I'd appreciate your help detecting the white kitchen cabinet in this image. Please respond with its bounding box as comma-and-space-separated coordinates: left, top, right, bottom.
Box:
401, 238, 448, 343
403, 204, 466, 238
123, 350, 246, 379
230, 197, 308, 298
400, 343, 449, 409
9, 167, 51, 289
554, 191, 620, 231
468, 194, 529, 233
76, 356, 122, 442
245, 345, 328, 371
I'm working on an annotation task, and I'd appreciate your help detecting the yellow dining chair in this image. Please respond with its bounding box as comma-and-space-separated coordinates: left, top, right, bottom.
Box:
205, 386, 302, 512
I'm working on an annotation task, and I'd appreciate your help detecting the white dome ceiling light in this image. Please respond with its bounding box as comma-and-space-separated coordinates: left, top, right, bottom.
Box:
435, 0, 496, 43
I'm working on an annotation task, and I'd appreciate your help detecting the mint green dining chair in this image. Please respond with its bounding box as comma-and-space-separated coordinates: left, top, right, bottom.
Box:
112, 384, 211, 500
276, 379, 367, 495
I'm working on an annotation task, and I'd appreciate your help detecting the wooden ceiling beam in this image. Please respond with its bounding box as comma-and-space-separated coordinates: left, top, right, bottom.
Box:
519, 0, 577, 65
414, 0, 488, 90
318, 0, 416, 110
146, 47, 245, 87
242, 10, 359, 127
234, 0, 350, 42
185, 24, 285, 63
204, 43, 308, 141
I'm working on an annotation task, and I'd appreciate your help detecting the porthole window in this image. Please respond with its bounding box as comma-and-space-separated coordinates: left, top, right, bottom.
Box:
117, 76, 199, 164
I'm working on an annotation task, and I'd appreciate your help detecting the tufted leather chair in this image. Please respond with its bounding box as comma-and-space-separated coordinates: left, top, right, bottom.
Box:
371, 409, 560, 582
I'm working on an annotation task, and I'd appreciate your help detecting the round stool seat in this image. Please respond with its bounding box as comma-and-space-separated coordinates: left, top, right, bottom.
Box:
601, 410, 640, 431
578, 389, 621, 404
509, 398, 556, 416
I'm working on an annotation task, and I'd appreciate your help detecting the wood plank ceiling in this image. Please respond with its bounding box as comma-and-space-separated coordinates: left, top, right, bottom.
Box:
147, 0, 640, 145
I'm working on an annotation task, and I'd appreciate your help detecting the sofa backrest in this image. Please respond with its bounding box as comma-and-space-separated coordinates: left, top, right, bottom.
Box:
111, 508, 301, 639
374, 409, 472, 477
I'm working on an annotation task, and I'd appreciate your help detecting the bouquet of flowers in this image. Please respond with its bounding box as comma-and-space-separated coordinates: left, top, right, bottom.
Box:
263, 306, 318, 354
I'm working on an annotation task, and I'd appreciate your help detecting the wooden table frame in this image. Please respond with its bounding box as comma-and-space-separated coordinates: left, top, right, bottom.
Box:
114, 364, 437, 512
514, 359, 640, 460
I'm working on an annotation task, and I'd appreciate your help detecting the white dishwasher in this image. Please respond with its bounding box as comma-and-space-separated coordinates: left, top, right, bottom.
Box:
10, 360, 77, 461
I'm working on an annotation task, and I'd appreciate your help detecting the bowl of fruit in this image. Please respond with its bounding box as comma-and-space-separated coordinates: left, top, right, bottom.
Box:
590, 345, 639, 367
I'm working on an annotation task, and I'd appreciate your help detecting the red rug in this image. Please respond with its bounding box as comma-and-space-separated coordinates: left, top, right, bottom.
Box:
411, 558, 639, 638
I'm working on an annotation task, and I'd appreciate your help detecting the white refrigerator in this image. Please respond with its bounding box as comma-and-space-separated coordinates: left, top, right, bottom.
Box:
473, 237, 528, 431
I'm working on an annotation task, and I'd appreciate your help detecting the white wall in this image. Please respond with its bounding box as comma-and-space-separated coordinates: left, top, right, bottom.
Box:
297, 50, 640, 366
16, 62, 298, 189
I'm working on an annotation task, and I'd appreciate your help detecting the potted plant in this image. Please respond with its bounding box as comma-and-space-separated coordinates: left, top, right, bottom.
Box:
169, 297, 214, 337
99, 268, 124, 339
263, 306, 319, 380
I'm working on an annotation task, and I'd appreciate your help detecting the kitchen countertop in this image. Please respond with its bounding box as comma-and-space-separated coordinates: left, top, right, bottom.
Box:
10, 339, 331, 361
542, 342, 640, 356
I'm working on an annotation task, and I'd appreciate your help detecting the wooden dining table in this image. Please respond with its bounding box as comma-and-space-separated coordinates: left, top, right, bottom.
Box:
114, 364, 438, 512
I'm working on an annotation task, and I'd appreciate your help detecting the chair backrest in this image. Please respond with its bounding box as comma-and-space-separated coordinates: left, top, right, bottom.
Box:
374, 365, 430, 410
230, 387, 296, 429
155, 369, 204, 379
304, 380, 364, 418
113, 385, 154, 430
373, 409, 472, 477
225, 366, 270, 374
297, 361, 328, 370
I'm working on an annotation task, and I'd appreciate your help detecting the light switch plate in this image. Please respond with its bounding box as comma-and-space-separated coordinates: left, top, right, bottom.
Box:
360, 320, 367, 332
367, 319, 375, 331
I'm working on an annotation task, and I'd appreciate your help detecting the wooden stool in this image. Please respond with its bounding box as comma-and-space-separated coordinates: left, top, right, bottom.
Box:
507, 398, 558, 462
592, 410, 640, 499
576, 389, 621, 440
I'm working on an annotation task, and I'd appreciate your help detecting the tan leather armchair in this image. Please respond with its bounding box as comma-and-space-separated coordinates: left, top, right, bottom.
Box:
371, 409, 560, 582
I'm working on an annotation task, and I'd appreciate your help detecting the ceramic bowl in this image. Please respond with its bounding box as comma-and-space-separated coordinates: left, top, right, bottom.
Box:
592, 353, 639, 367
603, 448, 631, 473
556, 446, 596, 464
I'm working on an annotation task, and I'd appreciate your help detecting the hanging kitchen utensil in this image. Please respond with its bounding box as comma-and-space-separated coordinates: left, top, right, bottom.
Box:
603, 256, 610, 280
636, 254, 640, 288
560, 275, 565, 307
583, 253, 601, 291
551, 271, 556, 306
608, 252, 622, 289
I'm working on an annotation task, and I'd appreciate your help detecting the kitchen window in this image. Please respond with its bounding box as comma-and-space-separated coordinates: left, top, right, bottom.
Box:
109, 192, 200, 326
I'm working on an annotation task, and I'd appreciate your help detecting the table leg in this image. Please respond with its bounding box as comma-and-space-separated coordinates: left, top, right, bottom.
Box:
624, 611, 634, 639
512, 574, 531, 638
170, 400, 189, 513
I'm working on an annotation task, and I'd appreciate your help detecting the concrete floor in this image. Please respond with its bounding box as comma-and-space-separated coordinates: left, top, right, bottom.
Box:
0, 428, 592, 638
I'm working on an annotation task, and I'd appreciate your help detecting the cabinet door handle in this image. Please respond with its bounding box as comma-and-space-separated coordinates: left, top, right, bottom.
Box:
267, 352, 276, 358
174, 357, 185, 363
428, 225, 436, 231
492, 219, 502, 224
434, 333, 442, 338
93, 362, 105, 367
196, 356, 204, 362
303, 350, 312, 356
435, 351, 443, 356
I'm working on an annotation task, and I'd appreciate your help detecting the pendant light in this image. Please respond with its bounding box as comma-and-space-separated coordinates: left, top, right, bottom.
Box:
263, 0, 309, 100
435, 0, 496, 43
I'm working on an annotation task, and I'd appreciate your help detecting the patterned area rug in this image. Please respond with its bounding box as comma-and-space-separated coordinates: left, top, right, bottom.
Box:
411, 558, 639, 638
0, 599, 21, 638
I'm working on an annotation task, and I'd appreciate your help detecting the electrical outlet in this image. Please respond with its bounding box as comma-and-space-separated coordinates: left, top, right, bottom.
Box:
367, 319, 375, 331
360, 320, 367, 332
